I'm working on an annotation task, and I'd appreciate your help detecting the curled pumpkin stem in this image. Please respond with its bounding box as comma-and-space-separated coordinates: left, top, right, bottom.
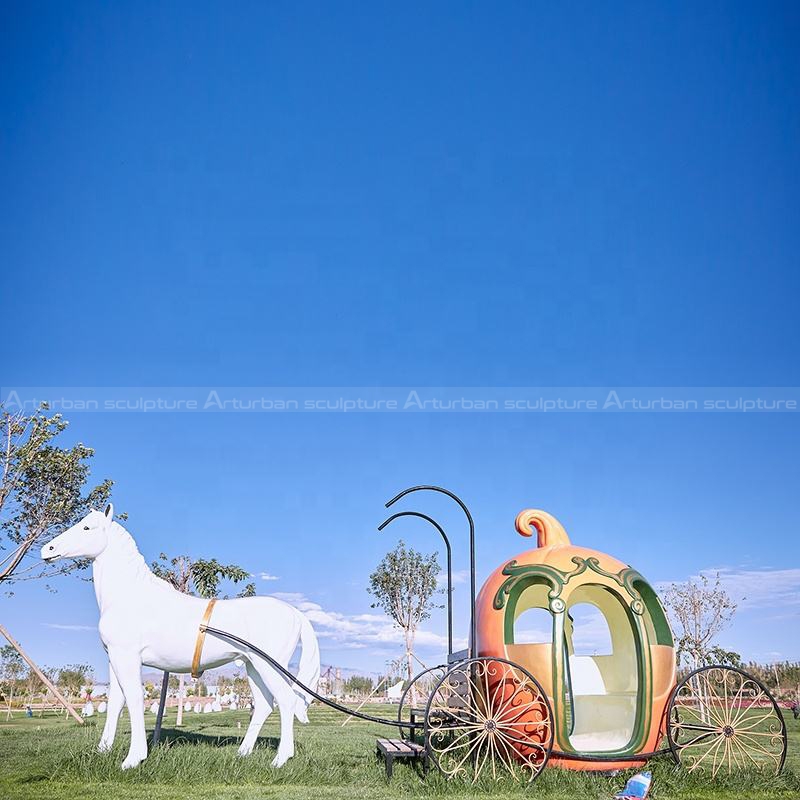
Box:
514, 509, 571, 548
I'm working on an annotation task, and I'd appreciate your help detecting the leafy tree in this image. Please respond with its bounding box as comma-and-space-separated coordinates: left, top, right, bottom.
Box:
773, 662, 800, 703
780, 662, 800, 704
23, 662, 44, 703
743, 660, 800, 703
151, 554, 255, 599
1, 644, 26, 712
0, 404, 113, 591
344, 675, 373, 695
152, 553, 193, 594
707, 646, 742, 669
190, 559, 255, 599
368, 540, 441, 691
233, 673, 251, 705
663, 573, 738, 670
57, 663, 93, 701
37, 665, 63, 707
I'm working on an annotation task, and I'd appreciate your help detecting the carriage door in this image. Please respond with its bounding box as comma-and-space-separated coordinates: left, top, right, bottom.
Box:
563, 585, 641, 753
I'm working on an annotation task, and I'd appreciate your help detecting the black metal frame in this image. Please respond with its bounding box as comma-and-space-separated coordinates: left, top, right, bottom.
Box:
384, 486, 476, 656
378, 512, 453, 656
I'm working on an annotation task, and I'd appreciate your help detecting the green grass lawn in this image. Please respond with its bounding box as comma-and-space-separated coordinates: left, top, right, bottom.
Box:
1, 704, 798, 800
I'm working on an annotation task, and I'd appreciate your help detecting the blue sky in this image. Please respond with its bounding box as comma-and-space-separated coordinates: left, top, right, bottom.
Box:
2, 3, 799, 679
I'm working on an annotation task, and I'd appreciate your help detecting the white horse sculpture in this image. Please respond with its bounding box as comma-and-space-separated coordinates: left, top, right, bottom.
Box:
41, 505, 320, 770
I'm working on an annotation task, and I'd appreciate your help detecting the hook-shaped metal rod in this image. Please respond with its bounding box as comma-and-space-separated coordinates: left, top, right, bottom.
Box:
385, 486, 476, 657
378, 511, 453, 656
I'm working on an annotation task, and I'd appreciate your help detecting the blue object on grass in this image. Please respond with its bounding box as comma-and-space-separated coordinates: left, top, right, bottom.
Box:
613, 770, 652, 799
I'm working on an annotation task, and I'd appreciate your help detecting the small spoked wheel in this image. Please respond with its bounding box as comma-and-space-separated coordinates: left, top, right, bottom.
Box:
424, 657, 553, 783
396, 664, 447, 741
667, 665, 787, 777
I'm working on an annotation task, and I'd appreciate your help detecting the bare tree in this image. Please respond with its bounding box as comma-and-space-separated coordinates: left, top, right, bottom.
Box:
368, 541, 441, 696
663, 573, 738, 671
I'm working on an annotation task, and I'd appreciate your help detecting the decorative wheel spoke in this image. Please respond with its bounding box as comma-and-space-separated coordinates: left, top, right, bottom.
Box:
424, 657, 553, 783
667, 665, 787, 778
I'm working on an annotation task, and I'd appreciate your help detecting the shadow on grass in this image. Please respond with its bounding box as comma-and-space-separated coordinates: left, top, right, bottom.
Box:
18, 774, 50, 784
154, 726, 280, 751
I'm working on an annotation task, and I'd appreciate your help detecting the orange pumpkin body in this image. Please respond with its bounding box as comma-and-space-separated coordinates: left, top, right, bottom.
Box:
475, 510, 676, 770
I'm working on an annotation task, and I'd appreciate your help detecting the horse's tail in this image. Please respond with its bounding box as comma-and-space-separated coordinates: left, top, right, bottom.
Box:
293, 612, 320, 723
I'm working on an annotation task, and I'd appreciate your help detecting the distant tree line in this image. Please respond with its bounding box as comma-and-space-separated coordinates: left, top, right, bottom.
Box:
0, 648, 94, 709
343, 675, 374, 695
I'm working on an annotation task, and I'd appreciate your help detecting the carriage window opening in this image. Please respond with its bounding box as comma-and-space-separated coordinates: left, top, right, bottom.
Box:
509, 579, 552, 645
513, 607, 552, 644
568, 603, 612, 656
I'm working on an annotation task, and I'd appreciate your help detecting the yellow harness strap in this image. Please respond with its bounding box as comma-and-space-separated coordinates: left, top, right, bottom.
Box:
191, 599, 217, 679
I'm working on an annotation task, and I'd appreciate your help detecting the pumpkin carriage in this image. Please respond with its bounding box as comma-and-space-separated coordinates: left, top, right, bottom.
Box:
200, 485, 788, 783
388, 488, 788, 783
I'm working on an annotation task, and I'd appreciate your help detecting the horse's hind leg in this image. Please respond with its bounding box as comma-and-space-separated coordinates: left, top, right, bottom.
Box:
245, 656, 297, 767
237, 663, 274, 756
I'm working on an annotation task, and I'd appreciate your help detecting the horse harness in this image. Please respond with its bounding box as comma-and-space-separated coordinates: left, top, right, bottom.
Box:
191, 599, 217, 679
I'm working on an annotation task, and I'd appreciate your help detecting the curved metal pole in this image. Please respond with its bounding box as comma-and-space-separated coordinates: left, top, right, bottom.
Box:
378, 511, 453, 656
385, 486, 476, 657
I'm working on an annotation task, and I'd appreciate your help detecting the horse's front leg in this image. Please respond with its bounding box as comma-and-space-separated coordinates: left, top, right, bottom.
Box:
98, 664, 124, 752
108, 648, 147, 769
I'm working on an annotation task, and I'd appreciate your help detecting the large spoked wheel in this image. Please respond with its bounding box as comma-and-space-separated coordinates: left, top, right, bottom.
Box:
396, 664, 448, 741
424, 657, 553, 783
667, 665, 787, 777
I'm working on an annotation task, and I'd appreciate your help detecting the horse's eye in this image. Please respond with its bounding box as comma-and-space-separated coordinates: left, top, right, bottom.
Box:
83, 526, 90, 530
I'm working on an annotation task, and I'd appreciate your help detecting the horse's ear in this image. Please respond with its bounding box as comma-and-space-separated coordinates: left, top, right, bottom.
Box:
104, 503, 114, 520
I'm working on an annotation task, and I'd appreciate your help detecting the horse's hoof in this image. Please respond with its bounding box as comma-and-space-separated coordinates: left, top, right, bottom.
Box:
97, 741, 112, 753
271, 753, 291, 768
237, 746, 253, 757
121, 755, 145, 770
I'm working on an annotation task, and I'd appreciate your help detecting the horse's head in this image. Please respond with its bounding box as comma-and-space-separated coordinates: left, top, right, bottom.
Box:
41, 504, 115, 562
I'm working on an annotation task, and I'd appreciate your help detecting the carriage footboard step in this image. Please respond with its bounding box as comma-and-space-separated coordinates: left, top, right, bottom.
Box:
376, 738, 428, 780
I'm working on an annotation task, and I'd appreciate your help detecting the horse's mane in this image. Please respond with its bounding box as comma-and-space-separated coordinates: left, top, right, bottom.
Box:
107, 521, 172, 589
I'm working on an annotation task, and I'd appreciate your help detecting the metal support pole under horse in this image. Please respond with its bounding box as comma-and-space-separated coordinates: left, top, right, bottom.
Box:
152, 671, 170, 746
